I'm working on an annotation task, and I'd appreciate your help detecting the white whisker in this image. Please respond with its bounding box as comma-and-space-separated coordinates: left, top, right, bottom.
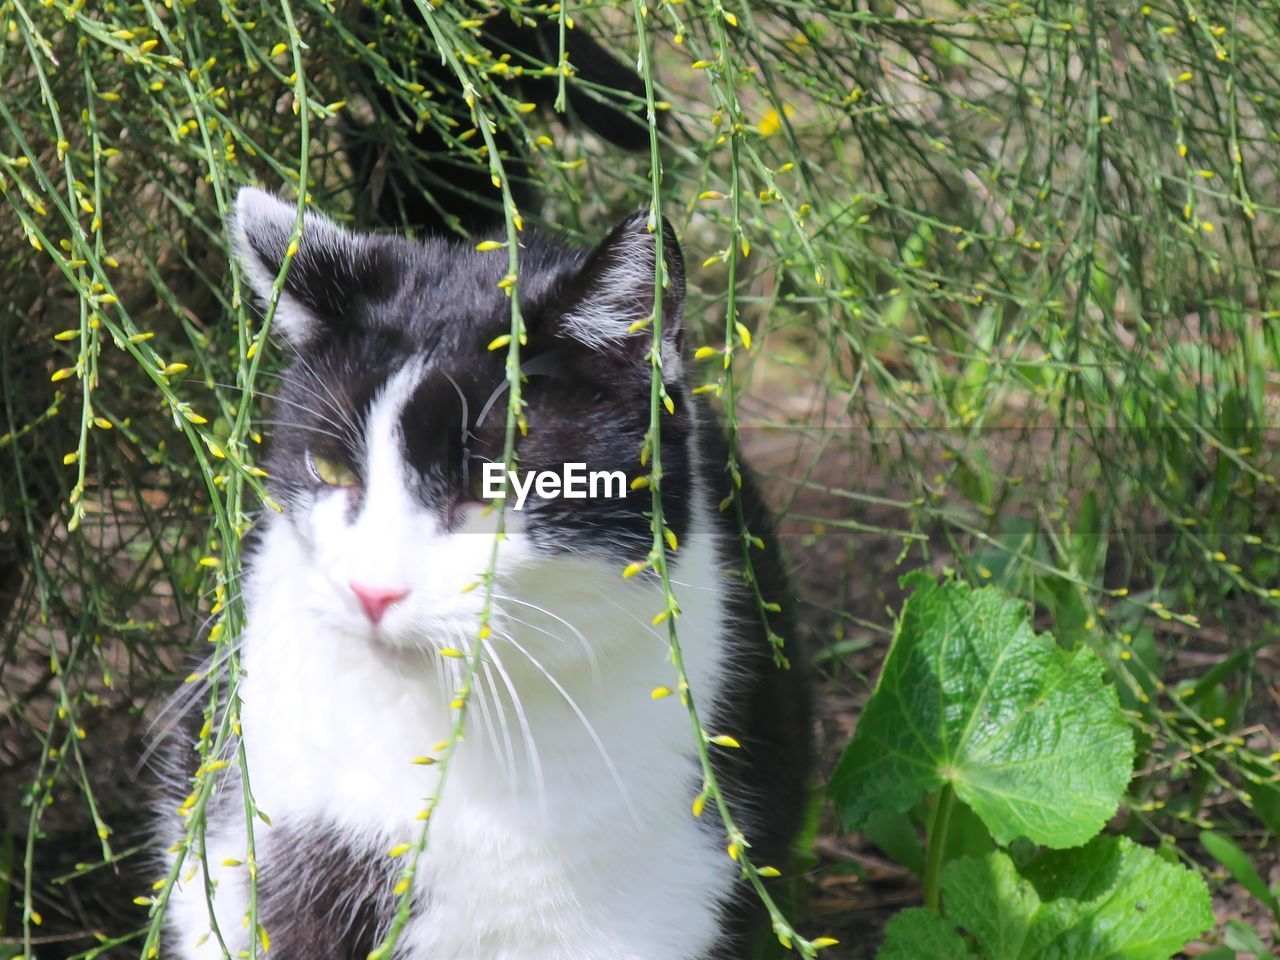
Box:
493, 592, 599, 676
481, 639, 547, 816
478, 657, 518, 784
496, 630, 637, 824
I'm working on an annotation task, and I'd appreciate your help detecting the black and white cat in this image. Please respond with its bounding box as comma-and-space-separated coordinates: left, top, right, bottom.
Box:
161, 187, 811, 959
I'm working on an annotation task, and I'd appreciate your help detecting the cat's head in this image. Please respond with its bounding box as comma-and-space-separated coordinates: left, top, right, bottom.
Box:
232, 188, 696, 652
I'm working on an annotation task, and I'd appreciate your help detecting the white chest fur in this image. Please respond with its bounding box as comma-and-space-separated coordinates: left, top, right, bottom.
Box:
165, 516, 737, 960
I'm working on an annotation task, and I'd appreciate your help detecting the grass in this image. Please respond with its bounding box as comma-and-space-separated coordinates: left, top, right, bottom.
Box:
0, 0, 1277, 957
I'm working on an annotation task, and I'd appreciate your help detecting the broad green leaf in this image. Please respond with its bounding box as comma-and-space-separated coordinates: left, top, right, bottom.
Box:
831, 574, 1133, 848
1201, 830, 1280, 921
941, 850, 1039, 955
879, 837, 1213, 960
876, 908, 975, 960
1005, 837, 1212, 957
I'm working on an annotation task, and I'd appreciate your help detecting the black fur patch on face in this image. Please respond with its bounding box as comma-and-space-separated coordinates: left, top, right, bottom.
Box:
388, 345, 692, 560
257, 821, 402, 960
505, 367, 691, 557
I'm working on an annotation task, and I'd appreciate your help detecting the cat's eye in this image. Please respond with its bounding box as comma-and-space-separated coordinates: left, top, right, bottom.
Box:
307, 452, 359, 488
451, 458, 500, 518
466, 461, 494, 503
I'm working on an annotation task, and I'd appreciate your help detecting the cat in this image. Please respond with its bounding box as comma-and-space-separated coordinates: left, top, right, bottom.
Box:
158, 186, 812, 960
346, 7, 651, 234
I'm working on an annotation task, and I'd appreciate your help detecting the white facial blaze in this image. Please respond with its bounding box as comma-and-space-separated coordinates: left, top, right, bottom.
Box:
299, 363, 520, 645
348, 367, 428, 586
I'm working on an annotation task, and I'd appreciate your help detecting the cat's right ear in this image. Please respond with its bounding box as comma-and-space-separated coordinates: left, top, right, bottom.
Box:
545, 209, 686, 381
231, 187, 383, 347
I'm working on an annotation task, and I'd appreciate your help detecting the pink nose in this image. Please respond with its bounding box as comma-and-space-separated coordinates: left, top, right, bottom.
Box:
349, 581, 410, 625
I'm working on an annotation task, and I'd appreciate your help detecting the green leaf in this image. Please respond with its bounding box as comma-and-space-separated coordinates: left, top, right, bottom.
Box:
1223, 919, 1277, 959
1248, 778, 1280, 837
939, 791, 995, 864
879, 837, 1213, 960
876, 908, 976, 960
1201, 830, 1280, 922
1014, 837, 1214, 957
831, 574, 1134, 848
863, 809, 925, 876
941, 848, 1040, 955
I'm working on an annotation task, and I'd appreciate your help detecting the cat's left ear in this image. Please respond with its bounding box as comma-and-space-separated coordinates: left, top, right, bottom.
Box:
231, 187, 387, 348
550, 209, 685, 379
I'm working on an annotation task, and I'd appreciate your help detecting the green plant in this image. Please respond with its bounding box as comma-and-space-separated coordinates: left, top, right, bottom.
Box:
831, 574, 1214, 959
1201, 830, 1280, 924
877, 838, 1213, 960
